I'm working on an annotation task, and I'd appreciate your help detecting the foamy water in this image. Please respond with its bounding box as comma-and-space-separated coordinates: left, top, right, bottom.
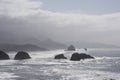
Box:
0, 49, 120, 80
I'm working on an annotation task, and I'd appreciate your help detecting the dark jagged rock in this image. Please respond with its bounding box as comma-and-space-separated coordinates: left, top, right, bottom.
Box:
79, 53, 94, 59
0, 50, 10, 60
70, 53, 94, 61
70, 53, 80, 61
55, 54, 67, 59
67, 45, 75, 51
110, 79, 115, 80
14, 51, 31, 60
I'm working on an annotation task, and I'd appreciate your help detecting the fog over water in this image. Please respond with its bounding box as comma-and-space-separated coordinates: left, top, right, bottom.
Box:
1, 0, 120, 80
0, 0, 120, 47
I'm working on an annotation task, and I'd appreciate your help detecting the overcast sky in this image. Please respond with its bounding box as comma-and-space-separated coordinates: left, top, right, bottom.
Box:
40, 0, 120, 14
0, 0, 120, 46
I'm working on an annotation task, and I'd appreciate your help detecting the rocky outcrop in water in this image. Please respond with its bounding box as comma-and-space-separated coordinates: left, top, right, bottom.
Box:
70, 53, 94, 61
0, 50, 10, 60
109, 79, 115, 80
55, 54, 67, 59
67, 45, 75, 51
14, 51, 31, 60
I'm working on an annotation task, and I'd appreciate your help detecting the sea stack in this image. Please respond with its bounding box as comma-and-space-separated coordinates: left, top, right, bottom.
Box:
0, 50, 10, 60
54, 54, 67, 59
67, 45, 76, 51
14, 51, 31, 60
70, 53, 94, 61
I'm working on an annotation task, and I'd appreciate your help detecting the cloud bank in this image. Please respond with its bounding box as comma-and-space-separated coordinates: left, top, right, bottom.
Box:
0, 0, 120, 46
0, 0, 43, 16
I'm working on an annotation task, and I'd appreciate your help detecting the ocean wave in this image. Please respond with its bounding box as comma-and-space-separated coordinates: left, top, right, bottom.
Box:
0, 72, 18, 80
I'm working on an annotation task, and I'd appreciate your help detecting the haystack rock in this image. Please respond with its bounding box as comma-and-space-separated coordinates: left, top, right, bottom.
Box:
14, 51, 31, 60
67, 45, 76, 51
0, 50, 10, 60
70, 53, 94, 61
55, 54, 67, 59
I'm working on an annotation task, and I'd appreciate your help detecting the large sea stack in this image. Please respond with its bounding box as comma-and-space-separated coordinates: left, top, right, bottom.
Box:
67, 45, 76, 51
0, 50, 10, 60
70, 53, 94, 61
14, 51, 31, 60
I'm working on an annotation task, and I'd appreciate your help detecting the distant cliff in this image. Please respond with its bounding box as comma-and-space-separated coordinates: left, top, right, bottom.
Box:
0, 44, 47, 52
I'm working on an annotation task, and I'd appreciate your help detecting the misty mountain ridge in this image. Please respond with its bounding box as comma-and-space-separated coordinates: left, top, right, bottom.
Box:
0, 30, 120, 50
64, 41, 120, 48
38, 39, 67, 49
0, 43, 47, 52
0, 30, 66, 49
0, 40, 119, 52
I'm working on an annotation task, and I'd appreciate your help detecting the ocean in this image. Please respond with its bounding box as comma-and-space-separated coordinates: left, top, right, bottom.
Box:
0, 48, 120, 80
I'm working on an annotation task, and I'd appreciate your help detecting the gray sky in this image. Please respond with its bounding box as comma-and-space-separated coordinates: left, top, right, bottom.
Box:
40, 0, 120, 14
0, 0, 120, 46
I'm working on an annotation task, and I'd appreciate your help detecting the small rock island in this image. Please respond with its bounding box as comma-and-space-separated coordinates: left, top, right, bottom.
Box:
0, 50, 10, 60
70, 53, 94, 61
14, 51, 31, 60
54, 54, 67, 59
67, 45, 76, 51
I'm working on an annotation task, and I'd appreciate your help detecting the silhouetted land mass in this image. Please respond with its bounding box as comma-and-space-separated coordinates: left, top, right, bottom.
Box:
0, 50, 10, 60
0, 44, 47, 52
38, 39, 67, 49
70, 53, 94, 61
54, 54, 67, 59
0, 30, 119, 49
0, 30, 120, 49
14, 51, 31, 60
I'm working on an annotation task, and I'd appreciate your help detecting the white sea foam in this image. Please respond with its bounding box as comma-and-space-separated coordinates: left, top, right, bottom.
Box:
0, 72, 18, 80
0, 49, 120, 80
